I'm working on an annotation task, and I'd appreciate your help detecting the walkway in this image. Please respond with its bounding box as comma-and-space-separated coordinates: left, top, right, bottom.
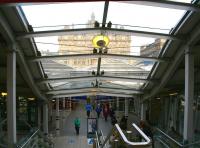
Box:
52, 101, 113, 148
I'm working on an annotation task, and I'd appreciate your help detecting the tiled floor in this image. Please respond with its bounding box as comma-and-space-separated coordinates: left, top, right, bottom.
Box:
53, 101, 113, 148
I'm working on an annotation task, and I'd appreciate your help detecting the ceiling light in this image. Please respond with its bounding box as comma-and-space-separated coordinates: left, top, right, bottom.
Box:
92, 35, 110, 48
169, 92, 178, 96
28, 97, 35, 101
1, 92, 7, 96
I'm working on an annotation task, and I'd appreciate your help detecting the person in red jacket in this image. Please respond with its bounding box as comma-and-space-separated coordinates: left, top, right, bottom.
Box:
103, 104, 109, 121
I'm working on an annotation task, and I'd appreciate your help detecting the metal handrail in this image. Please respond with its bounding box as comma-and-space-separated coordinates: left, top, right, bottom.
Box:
101, 123, 151, 148
16, 129, 39, 148
155, 127, 183, 147
155, 127, 200, 147
100, 130, 108, 148
0, 143, 7, 148
95, 131, 100, 148
37, 130, 54, 147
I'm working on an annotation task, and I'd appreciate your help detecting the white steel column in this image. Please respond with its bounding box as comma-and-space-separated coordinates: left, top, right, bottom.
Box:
56, 98, 60, 136
43, 103, 48, 135
183, 49, 194, 142
125, 98, 129, 117
141, 103, 146, 121
7, 50, 16, 147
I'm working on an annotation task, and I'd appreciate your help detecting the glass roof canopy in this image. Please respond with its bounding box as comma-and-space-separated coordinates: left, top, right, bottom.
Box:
22, 1, 188, 97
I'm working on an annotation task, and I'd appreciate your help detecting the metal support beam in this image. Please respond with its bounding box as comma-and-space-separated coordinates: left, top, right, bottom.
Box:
0, 11, 47, 101
29, 53, 169, 62
97, 1, 109, 76
43, 103, 48, 135
16, 28, 180, 40
7, 50, 17, 148
143, 13, 200, 101
120, 0, 200, 12
52, 92, 133, 98
97, 57, 101, 76
39, 76, 153, 84
183, 49, 194, 142
102, 1, 109, 26
2, 1, 200, 11
46, 87, 143, 95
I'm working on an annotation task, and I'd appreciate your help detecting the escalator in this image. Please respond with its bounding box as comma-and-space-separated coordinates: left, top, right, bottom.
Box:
94, 123, 152, 148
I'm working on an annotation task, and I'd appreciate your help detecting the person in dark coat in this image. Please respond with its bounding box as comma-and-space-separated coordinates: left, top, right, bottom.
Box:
95, 104, 102, 118
107, 21, 112, 28
109, 106, 115, 118
85, 103, 92, 118
111, 115, 118, 126
139, 120, 154, 148
119, 116, 127, 130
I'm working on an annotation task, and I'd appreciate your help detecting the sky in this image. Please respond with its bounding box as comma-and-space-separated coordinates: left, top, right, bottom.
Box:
22, 1, 188, 55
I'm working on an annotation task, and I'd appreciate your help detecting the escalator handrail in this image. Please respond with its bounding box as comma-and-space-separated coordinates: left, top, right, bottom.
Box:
156, 127, 200, 147
101, 123, 151, 148
155, 127, 183, 147
116, 123, 151, 146
16, 128, 39, 148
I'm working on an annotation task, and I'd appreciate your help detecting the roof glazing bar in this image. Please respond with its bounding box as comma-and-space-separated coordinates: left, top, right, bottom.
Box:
29, 53, 170, 62
17, 28, 181, 40
52, 92, 133, 98
119, 0, 200, 12
46, 87, 143, 95
38, 76, 154, 84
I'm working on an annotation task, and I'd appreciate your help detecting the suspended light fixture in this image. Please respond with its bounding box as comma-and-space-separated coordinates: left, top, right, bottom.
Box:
92, 35, 110, 48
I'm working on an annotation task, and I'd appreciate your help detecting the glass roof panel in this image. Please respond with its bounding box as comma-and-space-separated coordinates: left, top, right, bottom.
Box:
41, 58, 97, 78
22, 2, 104, 31
35, 36, 165, 58
50, 81, 93, 90
107, 2, 186, 34
100, 80, 144, 89
21, 2, 188, 94
101, 58, 154, 73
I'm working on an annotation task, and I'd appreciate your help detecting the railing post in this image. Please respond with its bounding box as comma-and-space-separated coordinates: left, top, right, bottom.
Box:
113, 139, 119, 148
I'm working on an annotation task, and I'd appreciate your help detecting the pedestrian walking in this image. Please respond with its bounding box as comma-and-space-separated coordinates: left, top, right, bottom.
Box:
74, 117, 80, 135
